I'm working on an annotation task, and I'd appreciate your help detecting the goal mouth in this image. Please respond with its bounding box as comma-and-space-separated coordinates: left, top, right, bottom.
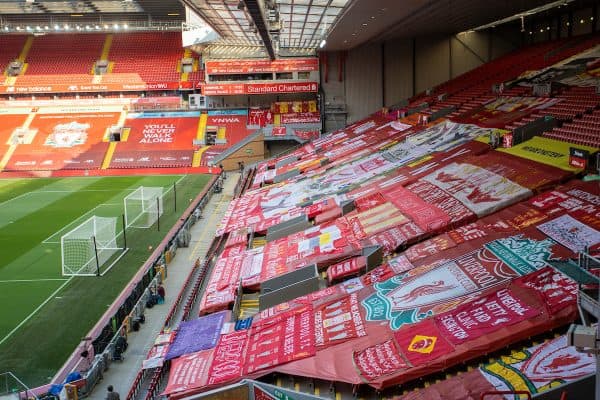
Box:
124, 186, 164, 229
61, 215, 127, 277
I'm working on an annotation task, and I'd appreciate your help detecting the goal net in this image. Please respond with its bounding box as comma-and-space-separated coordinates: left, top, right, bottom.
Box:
61, 216, 124, 276
124, 186, 164, 229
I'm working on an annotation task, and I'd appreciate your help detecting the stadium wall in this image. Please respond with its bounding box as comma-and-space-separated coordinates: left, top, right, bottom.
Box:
325, 3, 599, 124
325, 27, 522, 124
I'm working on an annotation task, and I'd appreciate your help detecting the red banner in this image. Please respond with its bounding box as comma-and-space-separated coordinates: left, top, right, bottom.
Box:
435, 289, 540, 345
294, 129, 320, 140
245, 306, 315, 374
280, 112, 320, 124
314, 293, 367, 348
353, 339, 409, 382
248, 108, 273, 126
205, 58, 319, 74
327, 257, 366, 282
395, 319, 455, 366
271, 127, 287, 136
201, 82, 318, 96
514, 267, 578, 314
162, 350, 212, 396
207, 330, 248, 386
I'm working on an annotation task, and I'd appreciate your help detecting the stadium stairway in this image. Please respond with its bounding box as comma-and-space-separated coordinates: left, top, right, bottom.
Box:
84, 172, 239, 400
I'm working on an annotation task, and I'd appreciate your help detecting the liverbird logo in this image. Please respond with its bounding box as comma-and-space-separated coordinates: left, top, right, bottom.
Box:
466, 186, 501, 204
394, 281, 457, 303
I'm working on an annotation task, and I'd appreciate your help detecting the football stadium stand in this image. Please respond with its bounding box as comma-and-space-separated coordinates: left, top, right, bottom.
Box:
1, 4, 600, 400
109, 33, 184, 83
24, 34, 106, 75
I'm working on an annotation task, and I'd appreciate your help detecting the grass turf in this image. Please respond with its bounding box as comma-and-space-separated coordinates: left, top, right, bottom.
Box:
0, 174, 211, 387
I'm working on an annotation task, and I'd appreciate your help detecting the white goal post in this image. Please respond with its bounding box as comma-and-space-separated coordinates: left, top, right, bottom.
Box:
61, 216, 126, 276
124, 186, 164, 229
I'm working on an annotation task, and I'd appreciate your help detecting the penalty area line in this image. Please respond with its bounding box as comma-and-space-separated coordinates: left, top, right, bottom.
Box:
0, 276, 73, 346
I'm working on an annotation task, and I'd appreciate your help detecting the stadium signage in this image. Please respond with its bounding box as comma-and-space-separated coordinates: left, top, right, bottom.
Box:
140, 123, 176, 143
200, 82, 318, 96
1, 81, 181, 94
205, 58, 319, 74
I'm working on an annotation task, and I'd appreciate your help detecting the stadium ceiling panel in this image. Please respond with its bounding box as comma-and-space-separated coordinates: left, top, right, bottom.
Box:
184, 0, 351, 50
324, 0, 591, 50
0, 0, 184, 28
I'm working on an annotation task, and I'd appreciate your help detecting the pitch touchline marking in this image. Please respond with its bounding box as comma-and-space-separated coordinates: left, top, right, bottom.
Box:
0, 277, 73, 346
41, 202, 123, 244
0, 278, 70, 283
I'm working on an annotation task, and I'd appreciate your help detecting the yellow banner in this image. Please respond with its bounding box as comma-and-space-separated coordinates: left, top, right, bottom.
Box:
497, 136, 598, 172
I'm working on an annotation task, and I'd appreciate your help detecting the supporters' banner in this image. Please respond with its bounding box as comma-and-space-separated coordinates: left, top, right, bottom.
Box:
384, 185, 451, 231
280, 112, 320, 124
205, 58, 319, 74
201, 82, 318, 96
272, 127, 287, 136
165, 312, 227, 360
207, 330, 248, 386
362, 235, 557, 330
455, 97, 561, 128
497, 136, 597, 172
327, 256, 366, 282
314, 293, 367, 348
435, 289, 539, 344
294, 129, 320, 141
248, 108, 271, 126
395, 319, 454, 365
245, 306, 315, 373
162, 350, 212, 396
514, 267, 578, 314
365, 223, 424, 253
353, 339, 409, 382
404, 234, 456, 263
420, 162, 531, 217
480, 336, 595, 396
537, 214, 600, 253
254, 386, 277, 400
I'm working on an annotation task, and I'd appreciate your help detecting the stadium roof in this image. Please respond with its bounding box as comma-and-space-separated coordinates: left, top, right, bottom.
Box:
0, 0, 594, 54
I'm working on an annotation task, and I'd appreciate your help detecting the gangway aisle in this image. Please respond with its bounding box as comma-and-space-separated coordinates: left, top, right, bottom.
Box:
85, 173, 239, 400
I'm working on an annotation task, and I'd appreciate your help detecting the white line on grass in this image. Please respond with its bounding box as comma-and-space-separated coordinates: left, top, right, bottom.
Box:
0, 277, 73, 346
0, 278, 69, 283
37, 189, 137, 193
0, 192, 34, 208
42, 202, 123, 244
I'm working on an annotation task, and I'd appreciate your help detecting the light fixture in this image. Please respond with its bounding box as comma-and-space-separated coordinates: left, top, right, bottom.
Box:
26, 26, 31, 31
95, 25, 100, 30
104, 24, 109, 29
123, 23, 128, 29
546, 26, 550, 30
16, 26, 21, 30
167, 13, 179, 16
580, 19, 584, 24
54, 24, 60, 30
36, 26, 41, 30
44, 25, 49, 30
319, 39, 326, 48
64, 24, 70, 29
470, 0, 574, 31
4, 26, 9, 31
86, 25, 91, 30
114, 23, 119, 30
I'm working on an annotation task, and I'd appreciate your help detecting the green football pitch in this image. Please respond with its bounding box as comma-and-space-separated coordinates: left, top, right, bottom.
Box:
0, 174, 211, 387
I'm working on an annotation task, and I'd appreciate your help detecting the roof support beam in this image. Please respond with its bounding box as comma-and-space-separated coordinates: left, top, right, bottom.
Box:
244, 0, 276, 60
